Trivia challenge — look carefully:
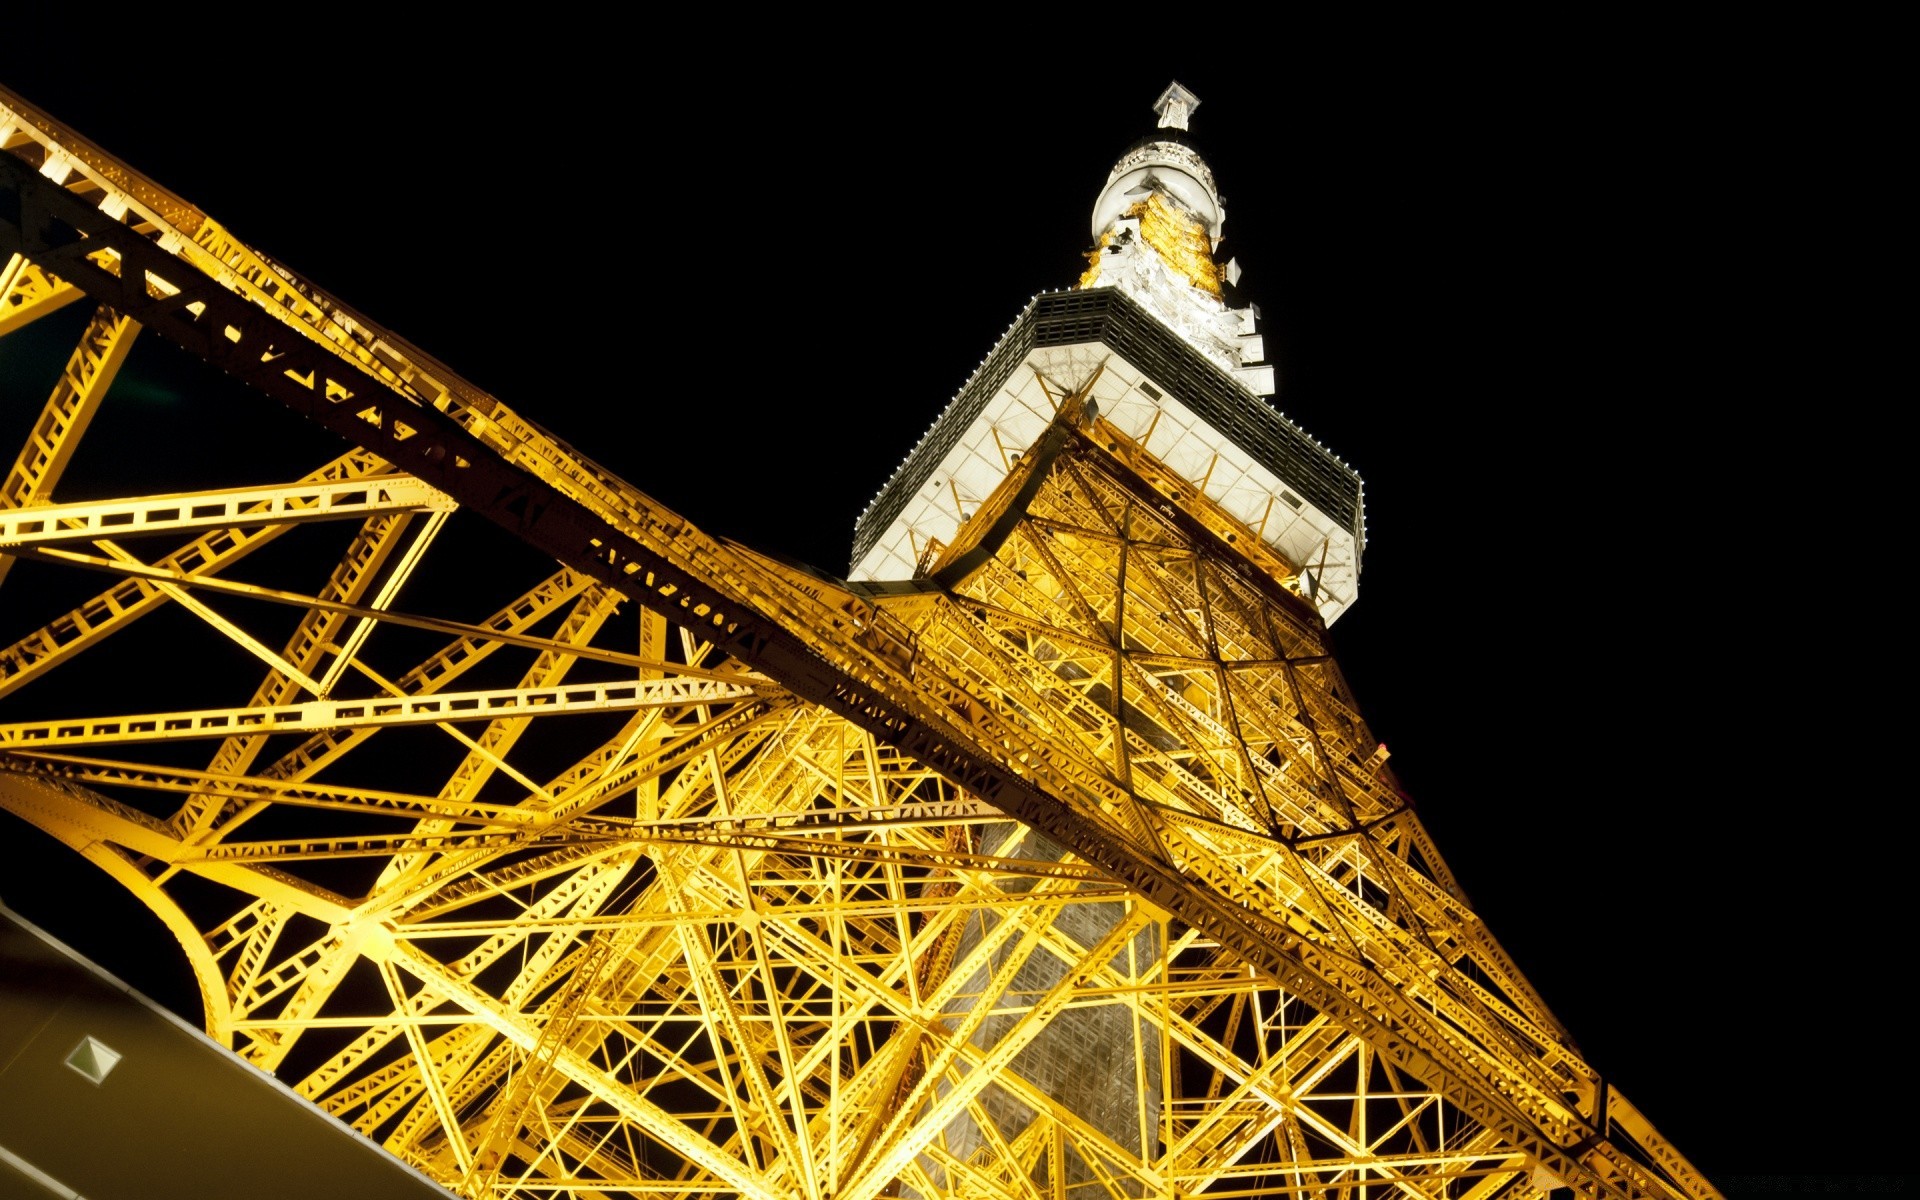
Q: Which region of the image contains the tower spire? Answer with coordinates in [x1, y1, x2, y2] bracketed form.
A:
[1080, 83, 1272, 395]
[1153, 80, 1202, 131]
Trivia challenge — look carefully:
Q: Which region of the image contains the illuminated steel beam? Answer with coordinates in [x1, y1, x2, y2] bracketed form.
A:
[315, 509, 448, 694]
[92, 538, 329, 694]
[178, 566, 599, 844]
[0, 302, 138, 585]
[839, 904, 1160, 1200]
[0, 84, 1717, 1200]
[0, 475, 455, 547]
[365, 586, 628, 897]
[0, 769, 353, 925]
[184, 507, 433, 833]
[378, 886, 1131, 937]
[387, 940, 786, 1200]
[12, 543, 677, 676]
[0, 252, 80, 335]
[1, 752, 546, 826]
[0, 677, 763, 749]
[0, 449, 393, 698]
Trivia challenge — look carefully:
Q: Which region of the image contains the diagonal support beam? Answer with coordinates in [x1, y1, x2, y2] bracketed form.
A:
[387, 939, 783, 1200]
[11, 542, 693, 677]
[0, 769, 350, 924]
[0, 252, 80, 336]
[93, 539, 325, 694]
[0, 449, 392, 699]
[0, 301, 138, 587]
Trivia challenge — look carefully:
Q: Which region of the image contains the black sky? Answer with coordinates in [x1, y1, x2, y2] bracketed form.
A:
[0, 30, 1902, 1190]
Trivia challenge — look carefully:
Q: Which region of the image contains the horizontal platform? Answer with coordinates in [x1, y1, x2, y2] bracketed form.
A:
[851, 288, 1365, 622]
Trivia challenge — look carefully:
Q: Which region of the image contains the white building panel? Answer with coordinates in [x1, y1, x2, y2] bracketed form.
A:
[851, 339, 1360, 624]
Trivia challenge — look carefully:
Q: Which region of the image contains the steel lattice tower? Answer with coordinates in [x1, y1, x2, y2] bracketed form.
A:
[0, 81, 1717, 1200]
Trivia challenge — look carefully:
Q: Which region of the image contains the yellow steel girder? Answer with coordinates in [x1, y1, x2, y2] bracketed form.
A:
[0, 82, 1720, 1200]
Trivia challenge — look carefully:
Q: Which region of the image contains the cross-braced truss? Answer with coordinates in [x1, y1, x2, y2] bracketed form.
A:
[0, 87, 1715, 1200]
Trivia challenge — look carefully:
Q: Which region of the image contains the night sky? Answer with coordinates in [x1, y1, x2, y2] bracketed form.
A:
[1, 33, 1901, 1192]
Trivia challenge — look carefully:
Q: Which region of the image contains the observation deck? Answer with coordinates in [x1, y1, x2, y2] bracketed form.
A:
[851, 288, 1366, 623]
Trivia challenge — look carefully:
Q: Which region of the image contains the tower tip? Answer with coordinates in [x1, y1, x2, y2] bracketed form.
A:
[1154, 82, 1202, 131]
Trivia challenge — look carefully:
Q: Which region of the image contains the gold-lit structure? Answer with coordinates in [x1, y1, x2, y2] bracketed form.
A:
[0, 80, 1716, 1200]
[1081, 194, 1225, 298]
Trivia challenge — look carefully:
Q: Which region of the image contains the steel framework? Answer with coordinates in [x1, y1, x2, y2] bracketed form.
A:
[0, 85, 1715, 1200]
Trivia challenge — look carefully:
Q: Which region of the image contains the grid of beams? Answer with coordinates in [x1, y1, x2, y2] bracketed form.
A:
[0, 86, 1714, 1200]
